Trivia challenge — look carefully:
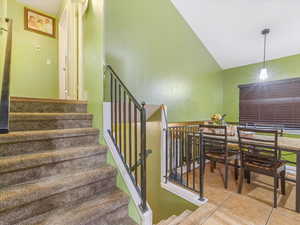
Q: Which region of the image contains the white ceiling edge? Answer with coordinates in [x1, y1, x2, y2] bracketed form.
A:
[17, 0, 63, 15]
[171, 0, 300, 70]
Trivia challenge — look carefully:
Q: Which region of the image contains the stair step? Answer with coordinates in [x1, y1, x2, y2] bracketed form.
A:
[110, 217, 138, 225]
[10, 97, 87, 113]
[38, 190, 129, 225]
[160, 215, 176, 225]
[1, 177, 117, 225]
[0, 145, 107, 187]
[9, 113, 93, 131]
[168, 210, 192, 225]
[0, 128, 99, 156]
[0, 167, 116, 212]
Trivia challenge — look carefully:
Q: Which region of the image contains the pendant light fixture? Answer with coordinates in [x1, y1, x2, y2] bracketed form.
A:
[259, 28, 270, 81]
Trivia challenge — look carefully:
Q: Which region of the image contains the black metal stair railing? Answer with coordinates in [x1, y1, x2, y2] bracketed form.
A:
[105, 65, 148, 211]
[165, 124, 205, 201]
[0, 18, 12, 134]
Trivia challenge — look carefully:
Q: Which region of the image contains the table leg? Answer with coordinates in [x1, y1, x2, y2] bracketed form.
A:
[296, 152, 300, 213]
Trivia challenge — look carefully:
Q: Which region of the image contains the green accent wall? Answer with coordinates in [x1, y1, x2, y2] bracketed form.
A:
[0, 0, 7, 90]
[222, 54, 300, 121]
[83, 0, 104, 143]
[7, 0, 58, 98]
[105, 0, 223, 123]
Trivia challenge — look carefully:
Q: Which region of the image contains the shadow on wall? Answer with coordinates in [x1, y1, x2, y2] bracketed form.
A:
[146, 109, 197, 223]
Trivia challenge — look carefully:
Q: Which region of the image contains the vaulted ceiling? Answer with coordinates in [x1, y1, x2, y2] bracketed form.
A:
[17, 0, 62, 15]
[171, 0, 300, 69]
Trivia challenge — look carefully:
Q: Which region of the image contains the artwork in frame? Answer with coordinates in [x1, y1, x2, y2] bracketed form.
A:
[24, 8, 56, 38]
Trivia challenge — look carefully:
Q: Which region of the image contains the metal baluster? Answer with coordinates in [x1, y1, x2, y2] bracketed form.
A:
[124, 91, 127, 163]
[199, 131, 205, 201]
[119, 84, 122, 153]
[165, 127, 168, 183]
[129, 99, 132, 169]
[110, 74, 113, 133]
[134, 106, 138, 185]
[170, 129, 173, 177]
[114, 79, 117, 144]
[140, 102, 147, 211]
[193, 131, 196, 190]
[175, 127, 178, 180]
[180, 128, 184, 185]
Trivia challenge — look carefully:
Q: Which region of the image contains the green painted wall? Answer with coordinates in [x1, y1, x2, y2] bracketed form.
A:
[105, 0, 223, 123]
[83, 1, 142, 223]
[0, 0, 7, 90]
[7, 0, 58, 98]
[222, 54, 300, 122]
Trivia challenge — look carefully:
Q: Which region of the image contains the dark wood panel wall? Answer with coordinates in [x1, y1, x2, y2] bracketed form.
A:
[239, 78, 300, 127]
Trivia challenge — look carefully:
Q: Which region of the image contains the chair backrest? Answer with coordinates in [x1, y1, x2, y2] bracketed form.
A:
[237, 127, 279, 166]
[198, 124, 228, 157]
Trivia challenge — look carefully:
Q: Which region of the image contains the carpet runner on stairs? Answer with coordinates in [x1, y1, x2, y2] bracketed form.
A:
[0, 97, 137, 225]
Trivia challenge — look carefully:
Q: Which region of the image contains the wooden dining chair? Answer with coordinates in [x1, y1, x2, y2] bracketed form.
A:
[237, 127, 286, 208]
[199, 124, 239, 189]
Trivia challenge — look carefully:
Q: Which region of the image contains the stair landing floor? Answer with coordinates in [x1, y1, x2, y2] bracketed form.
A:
[179, 163, 300, 225]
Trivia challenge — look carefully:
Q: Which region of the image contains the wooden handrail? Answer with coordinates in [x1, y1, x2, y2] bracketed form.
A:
[0, 18, 12, 134]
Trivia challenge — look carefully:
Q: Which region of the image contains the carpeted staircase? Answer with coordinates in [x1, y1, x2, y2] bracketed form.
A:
[0, 97, 137, 225]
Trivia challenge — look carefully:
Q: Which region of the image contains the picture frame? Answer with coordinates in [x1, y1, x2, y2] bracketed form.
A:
[24, 7, 56, 38]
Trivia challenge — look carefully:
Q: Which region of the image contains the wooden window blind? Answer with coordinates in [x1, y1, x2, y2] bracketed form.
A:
[239, 78, 300, 128]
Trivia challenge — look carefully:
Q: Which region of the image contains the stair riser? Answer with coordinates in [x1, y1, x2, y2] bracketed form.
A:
[0, 154, 106, 188]
[0, 135, 99, 157]
[0, 178, 116, 225]
[10, 119, 93, 131]
[11, 102, 87, 113]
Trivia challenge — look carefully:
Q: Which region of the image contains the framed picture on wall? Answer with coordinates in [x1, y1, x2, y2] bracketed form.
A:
[24, 8, 56, 38]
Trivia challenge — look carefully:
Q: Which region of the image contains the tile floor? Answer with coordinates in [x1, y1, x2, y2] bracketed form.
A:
[180, 163, 300, 225]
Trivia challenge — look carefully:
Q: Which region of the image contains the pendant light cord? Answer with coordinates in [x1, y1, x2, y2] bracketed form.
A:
[263, 32, 267, 68]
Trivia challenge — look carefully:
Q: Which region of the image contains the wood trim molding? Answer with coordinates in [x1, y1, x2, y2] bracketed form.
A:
[169, 120, 208, 127]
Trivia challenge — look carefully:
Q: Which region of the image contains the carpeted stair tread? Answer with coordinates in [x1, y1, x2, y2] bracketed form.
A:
[10, 113, 93, 120]
[111, 217, 138, 225]
[10, 97, 87, 113]
[10, 97, 88, 104]
[9, 113, 94, 131]
[0, 145, 107, 173]
[40, 190, 129, 225]
[0, 166, 116, 212]
[0, 128, 99, 144]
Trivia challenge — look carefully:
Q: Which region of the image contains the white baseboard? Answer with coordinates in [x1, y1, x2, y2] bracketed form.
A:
[161, 182, 208, 206]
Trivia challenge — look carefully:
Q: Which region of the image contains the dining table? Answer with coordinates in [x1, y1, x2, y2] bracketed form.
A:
[211, 134, 300, 213]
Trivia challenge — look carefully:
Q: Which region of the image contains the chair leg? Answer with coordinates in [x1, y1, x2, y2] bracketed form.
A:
[280, 170, 286, 195]
[238, 168, 244, 194]
[224, 162, 229, 189]
[234, 159, 239, 180]
[274, 176, 278, 208]
[246, 170, 251, 184]
[210, 161, 215, 173]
